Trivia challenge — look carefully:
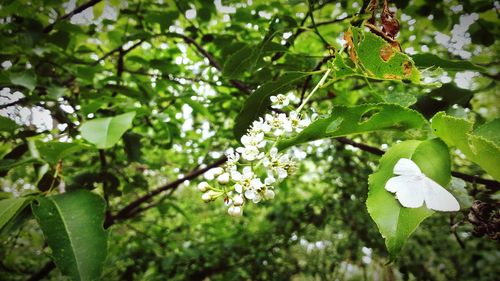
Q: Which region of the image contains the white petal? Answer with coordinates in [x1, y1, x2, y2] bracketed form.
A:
[231, 170, 242, 181]
[245, 189, 255, 199]
[242, 166, 253, 178]
[393, 177, 425, 208]
[270, 96, 277, 102]
[277, 168, 288, 179]
[252, 194, 262, 203]
[234, 184, 243, 193]
[422, 177, 460, 211]
[264, 189, 275, 199]
[393, 158, 421, 176]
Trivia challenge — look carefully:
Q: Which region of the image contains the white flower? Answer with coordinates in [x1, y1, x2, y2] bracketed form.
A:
[231, 166, 264, 199]
[265, 175, 276, 185]
[249, 118, 271, 134]
[263, 147, 290, 179]
[270, 94, 290, 109]
[236, 146, 264, 161]
[228, 206, 243, 217]
[265, 113, 291, 136]
[197, 181, 210, 192]
[233, 194, 244, 206]
[225, 151, 240, 170]
[289, 111, 311, 132]
[241, 132, 266, 149]
[217, 172, 230, 184]
[244, 189, 262, 203]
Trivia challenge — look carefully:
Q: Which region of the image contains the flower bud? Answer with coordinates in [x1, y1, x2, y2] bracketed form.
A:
[201, 190, 221, 202]
[264, 189, 275, 200]
[233, 195, 244, 206]
[217, 172, 230, 184]
[211, 167, 224, 176]
[197, 181, 210, 192]
[228, 206, 242, 217]
[201, 192, 212, 202]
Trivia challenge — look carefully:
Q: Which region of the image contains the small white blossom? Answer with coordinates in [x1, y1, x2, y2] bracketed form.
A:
[231, 166, 264, 198]
[197, 181, 210, 192]
[289, 111, 311, 132]
[228, 206, 243, 217]
[263, 147, 290, 179]
[225, 151, 240, 170]
[270, 94, 290, 109]
[249, 118, 271, 134]
[236, 146, 264, 161]
[233, 194, 244, 206]
[265, 113, 291, 136]
[217, 172, 230, 184]
[241, 132, 266, 149]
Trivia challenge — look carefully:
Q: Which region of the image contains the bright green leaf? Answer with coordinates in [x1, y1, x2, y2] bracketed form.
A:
[412, 53, 486, 73]
[9, 71, 37, 91]
[36, 141, 90, 165]
[32, 190, 108, 281]
[474, 118, 500, 147]
[431, 112, 500, 181]
[93, 1, 106, 19]
[345, 27, 421, 83]
[80, 112, 136, 149]
[278, 104, 427, 150]
[0, 116, 18, 133]
[366, 139, 451, 260]
[0, 197, 30, 232]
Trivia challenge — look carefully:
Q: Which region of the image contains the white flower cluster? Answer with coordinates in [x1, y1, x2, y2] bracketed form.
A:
[197, 94, 310, 217]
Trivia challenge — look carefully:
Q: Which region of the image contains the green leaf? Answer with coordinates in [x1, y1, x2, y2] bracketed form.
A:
[0, 157, 41, 172]
[93, 1, 106, 19]
[9, 71, 37, 91]
[222, 45, 259, 79]
[431, 112, 500, 181]
[36, 141, 90, 165]
[80, 112, 136, 149]
[345, 27, 421, 83]
[366, 139, 451, 260]
[0, 116, 18, 133]
[0, 197, 30, 232]
[412, 53, 486, 73]
[278, 104, 427, 150]
[474, 118, 500, 147]
[32, 190, 108, 281]
[234, 72, 309, 140]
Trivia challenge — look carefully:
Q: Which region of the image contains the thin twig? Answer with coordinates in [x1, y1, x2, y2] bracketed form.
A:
[43, 0, 103, 33]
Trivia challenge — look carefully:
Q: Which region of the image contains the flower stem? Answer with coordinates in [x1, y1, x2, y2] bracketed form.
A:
[297, 68, 331, 113]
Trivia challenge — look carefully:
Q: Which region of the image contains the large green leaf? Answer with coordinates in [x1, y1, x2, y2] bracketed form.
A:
[9, 71, 37, 91]
[0, 197, 30, 232]
[278, 104, 427, 150]
[431, 112, 500, 181]
[234, 72, 309, 140]
[412, 53, 486, 73]
[80, 112, 136, 149]
[366, 139, 451, 260]
[36, 141, 90, 165]
[0, 116, 18, 133]
[345, 27, 421, 83]
[32, 190, 108, 281]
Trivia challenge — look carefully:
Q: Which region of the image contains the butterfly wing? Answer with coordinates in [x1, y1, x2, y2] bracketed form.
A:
[393, 158, 421, 176]
[385, 175, 425, 208]
[422, 177, 460, 212]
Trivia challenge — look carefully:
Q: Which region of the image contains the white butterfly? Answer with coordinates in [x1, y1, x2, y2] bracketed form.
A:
[385, 158, 460, 212]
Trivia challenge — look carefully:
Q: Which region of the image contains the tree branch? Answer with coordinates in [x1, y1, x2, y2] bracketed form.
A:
[43, 0, 103, 33]
[107, 156, 227, 227]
